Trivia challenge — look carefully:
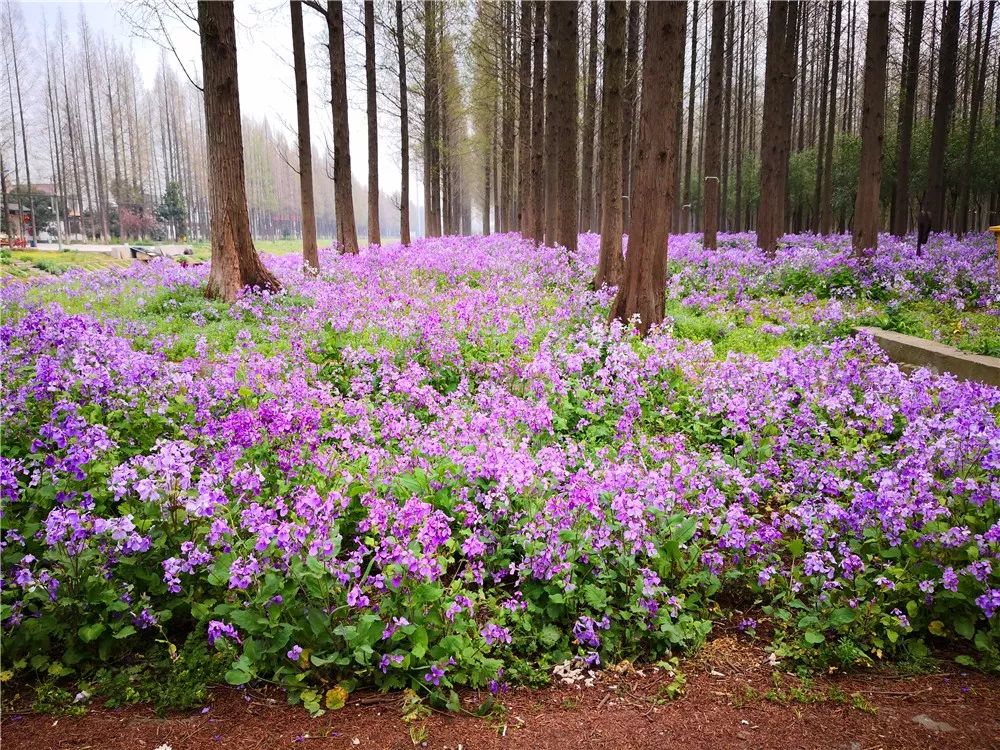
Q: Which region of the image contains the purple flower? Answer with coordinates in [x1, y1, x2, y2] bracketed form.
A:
[424, 664, 445, 686]
[480, 623, 512, 646]
[207, 620, 240, 647]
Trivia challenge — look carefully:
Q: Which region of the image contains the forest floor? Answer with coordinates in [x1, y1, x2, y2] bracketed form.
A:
[4, 639, 999, 750]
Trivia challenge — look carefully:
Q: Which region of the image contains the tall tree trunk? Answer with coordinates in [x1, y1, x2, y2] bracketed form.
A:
[593, 0, 626, 290]
[83, 22, 110, 241]
[621, 0, 640, 233]
[550, 0, 579, 252]
[733, 2, 745, 232]
[424, 2, 441, 237]
[483, 141, 491, 234]
[396, 0, 410, 245]
[682, 0, 699, 233]
[529, 0, 545, 243]
[499, 3, 514, 232]
[702, 1, 725, 250]
[104, 47, 123, 205]
[199, 1, 280, 301]
[756, 0, 799, 254]
[325, 1, 359, 252]
[819, 0, 842, 236]
[291, 1, 318, 272]
[364, 0, 380, 245]
[926, 0, 960, 232]
[5, 5, 35, 243]
[892, 0, 924, 237]
[851, 0, 889, 254]
[957, 0, 994, 236]
[812, 2, 833, 233]
[611, 1, 686, 334]
[720, 3, 734, 232]
[579, 1, 598, 231]
[517, 0, 533, 236]
[543, 3, 558, 245]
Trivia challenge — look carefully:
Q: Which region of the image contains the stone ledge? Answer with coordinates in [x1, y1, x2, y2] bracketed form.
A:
[855, 326, 1000, 387]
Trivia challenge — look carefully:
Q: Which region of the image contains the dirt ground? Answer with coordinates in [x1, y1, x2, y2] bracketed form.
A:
[4, 638, 999, 750]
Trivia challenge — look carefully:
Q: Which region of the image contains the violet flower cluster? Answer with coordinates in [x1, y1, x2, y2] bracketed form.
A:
[1, 231, 998, 695]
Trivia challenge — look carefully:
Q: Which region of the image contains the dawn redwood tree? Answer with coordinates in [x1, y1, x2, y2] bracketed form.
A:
[517, 1, 532, 236]
[548, 0, 579, 252]
[593, 0, 626, 290]
[926, 0, 960, 232]
[851, 0, 889, 254]
[818, 0, 842, 236]
[957, 0, 995, 236]
[396, 0, 410, 246]
[198, 1, 280, 301]
[611, 1, 686, 334]
[813, 3, 833, 234]
[682, 1, 698, 233]
[290, 1, 318, 273]
[304, 0, 359, 253]
[364, 0, 380, 246]
[579, 2, 598, 231]
[528, 0, 545, 243]
[424, 2, 442, 237]
[702, 0, 725, 250]
[891, 0, 924, 237]
[756, 0, 799, 254]
[620, 0, 641, 232]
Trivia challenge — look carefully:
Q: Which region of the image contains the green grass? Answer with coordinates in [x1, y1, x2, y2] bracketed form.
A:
[0, 250, 131, 278]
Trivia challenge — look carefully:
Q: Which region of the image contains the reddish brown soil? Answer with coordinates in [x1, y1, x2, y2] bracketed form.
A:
[4, 641, 1000, 750]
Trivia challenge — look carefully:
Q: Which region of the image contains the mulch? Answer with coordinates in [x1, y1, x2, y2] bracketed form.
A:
[4, 639, 1000, 750]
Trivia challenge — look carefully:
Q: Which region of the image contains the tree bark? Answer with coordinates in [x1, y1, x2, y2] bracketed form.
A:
[682, 1, 698, 233]
[733, 2, 745, 231]
[579, 2, 598, 232]
[199, 1, 280, 301]
[424, 2, 441, 236]
[926, 0, 960, 232]
[610, 1, 686, 335]
[593, 0, 626, 290]
[957, 0, 995, 236]
[364, 0, 380, 245]
[812, 2, 833, 233]
[892, 0, 924, 237]
[702, 1, 725, 250]
[322, 2, 358, 253]
[621, 0, 640, 233]
[529, 0, 545, 243]
[291, 1, 319, 272]
[517, 0, 533, 236]
[396, 0, 410, 245]
[851, 0, 889, 254]
[550, 0, 578, 252]
[755, 0, 799, 254]
[819, 0, 842, 236]
[720, 3, 734, 232]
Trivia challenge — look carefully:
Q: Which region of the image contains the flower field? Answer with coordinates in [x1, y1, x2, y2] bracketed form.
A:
[1, 232, 998, 712]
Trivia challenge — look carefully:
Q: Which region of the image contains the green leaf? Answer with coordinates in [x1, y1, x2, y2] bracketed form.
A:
[411, 627, 428, 659]
[582, 584, 608, 611]
[325, 685, 348, 710]
[954, 617, 975, 640]
[113, 625, 137, 640]
[78, 623, 106, 643]
[539, 625, 561, 648]
[225, 668, 252, 685]
[829, 607, 856, 627]
[804, 630, 825, 645]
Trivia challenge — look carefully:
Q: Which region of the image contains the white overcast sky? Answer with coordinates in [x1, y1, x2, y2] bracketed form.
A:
[19, 0, 411, 196]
